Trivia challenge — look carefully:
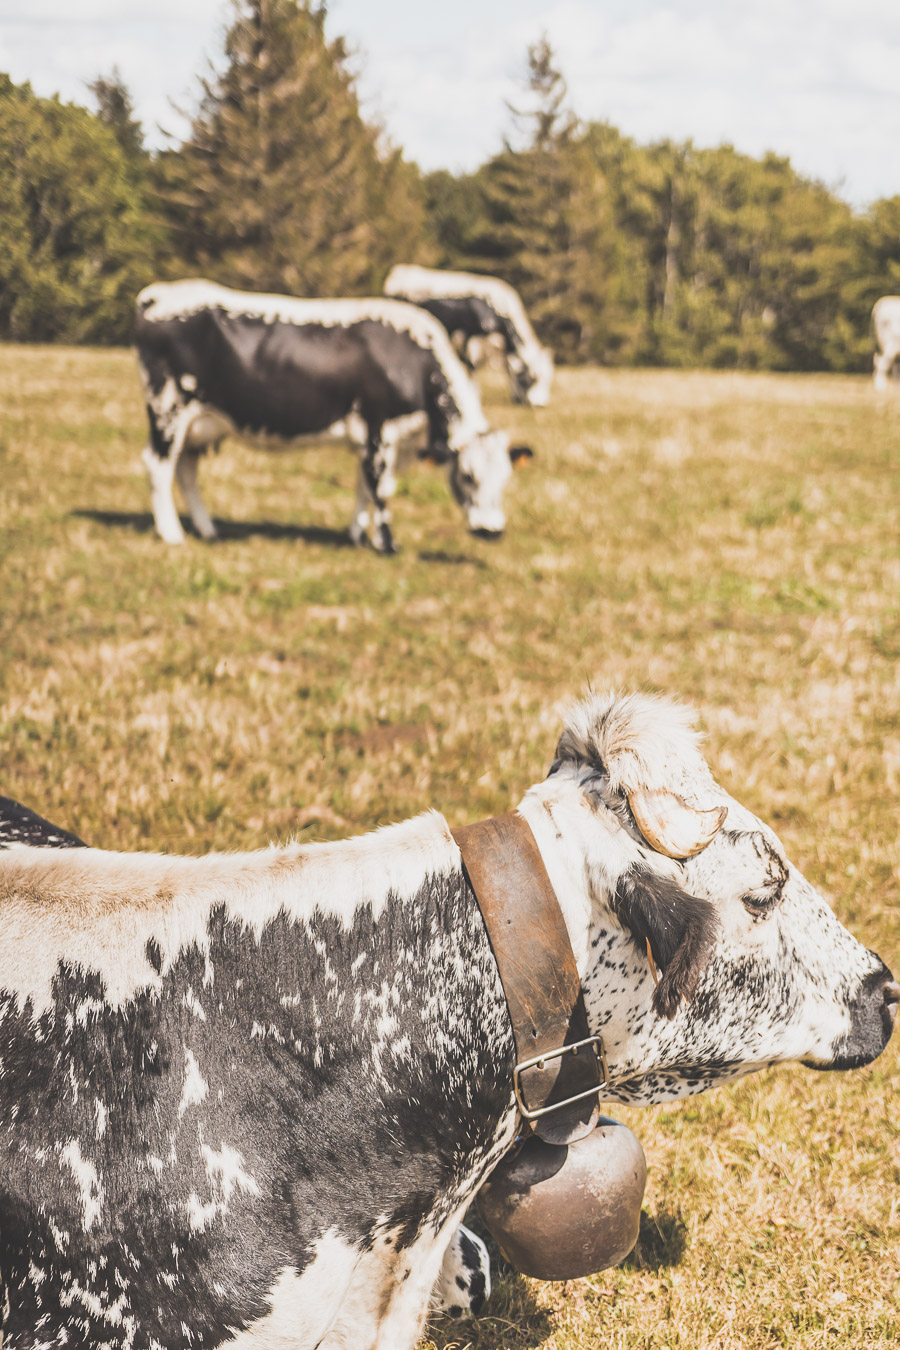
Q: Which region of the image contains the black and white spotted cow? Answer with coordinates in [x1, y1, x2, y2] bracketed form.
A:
[384, 264, 554, 407]
[0, 691, 895, 1348]
[0, 793, 491, 1325]
[873, 295, 900, 390]
[135, 280, 530, 555]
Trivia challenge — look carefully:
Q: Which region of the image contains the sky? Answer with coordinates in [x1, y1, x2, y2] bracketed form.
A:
[1, 0, 898, 208]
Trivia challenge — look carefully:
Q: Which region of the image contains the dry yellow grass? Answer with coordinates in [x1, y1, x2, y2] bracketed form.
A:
[1, 347, 898, 1347]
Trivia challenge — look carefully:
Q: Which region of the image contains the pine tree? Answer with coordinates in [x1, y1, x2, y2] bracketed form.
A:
[89, 68, 145, 166]
[467, 38, 616, 363]
[156, 0, 426, 296]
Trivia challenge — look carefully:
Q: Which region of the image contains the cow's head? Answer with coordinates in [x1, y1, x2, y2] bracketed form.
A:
[438, 432, 533, 538]
[523, 691, 897, 1105]
[509, 345, 554, 407]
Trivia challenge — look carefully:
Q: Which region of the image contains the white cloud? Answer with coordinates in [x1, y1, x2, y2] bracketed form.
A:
[0, 1, 227, 143]
[1, 0, 899, 205]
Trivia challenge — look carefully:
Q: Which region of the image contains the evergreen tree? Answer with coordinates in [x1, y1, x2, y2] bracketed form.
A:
[156, 0, 427, 295]
[89, 68, 145, 166]
[457, 38, 618, 363]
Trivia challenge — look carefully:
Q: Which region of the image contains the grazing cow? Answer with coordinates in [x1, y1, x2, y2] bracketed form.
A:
[136, 280, 532, 554]
[384, 264, 554, 407]
[872, 296, 900, 390]
[0, 691, 895, 1348]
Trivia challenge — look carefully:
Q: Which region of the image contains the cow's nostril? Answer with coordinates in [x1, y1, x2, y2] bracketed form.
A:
[883, 980, 900, 1023]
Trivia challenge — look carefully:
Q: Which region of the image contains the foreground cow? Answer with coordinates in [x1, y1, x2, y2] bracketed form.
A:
[873, 296, 900, 390]
[0, 691, 895, 1348]
[0, 793, 491, 1323]
[385, 264, 554, 407]
[136, 280, 530, 554]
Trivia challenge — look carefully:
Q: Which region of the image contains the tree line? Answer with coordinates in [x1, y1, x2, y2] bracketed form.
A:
[1, 0, 898, 370]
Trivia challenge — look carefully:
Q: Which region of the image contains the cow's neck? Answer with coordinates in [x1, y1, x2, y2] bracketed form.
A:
[514, 778, 597, 983]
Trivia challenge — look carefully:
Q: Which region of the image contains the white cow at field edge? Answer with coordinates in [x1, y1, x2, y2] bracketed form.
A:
[872, 296, 900, 389]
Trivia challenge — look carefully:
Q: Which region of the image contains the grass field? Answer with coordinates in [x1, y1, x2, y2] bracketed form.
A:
[1, 348, 898, 1348]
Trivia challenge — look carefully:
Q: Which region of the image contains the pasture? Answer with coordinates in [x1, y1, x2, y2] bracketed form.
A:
[1, 348, 899, 1349]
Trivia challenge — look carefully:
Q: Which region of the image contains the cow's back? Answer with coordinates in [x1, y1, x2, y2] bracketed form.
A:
[136, 304, 379, 441]
[134, 280, 491, 464]
[0, 828, 514, 1347]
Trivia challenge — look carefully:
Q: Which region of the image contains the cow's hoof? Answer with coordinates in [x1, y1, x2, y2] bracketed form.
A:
[373, 524, 398, 555]
[430, 1225, 490, 1319]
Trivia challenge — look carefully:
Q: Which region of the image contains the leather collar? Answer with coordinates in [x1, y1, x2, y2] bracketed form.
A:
[452, 812, 607, 1146]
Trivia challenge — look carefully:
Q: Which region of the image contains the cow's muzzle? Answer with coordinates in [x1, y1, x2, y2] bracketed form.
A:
[804, 962, 898, 1072]
[467, 508, 506, 538]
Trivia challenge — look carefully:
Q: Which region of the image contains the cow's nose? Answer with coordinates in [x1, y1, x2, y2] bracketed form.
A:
[883, 980, 900, 1027]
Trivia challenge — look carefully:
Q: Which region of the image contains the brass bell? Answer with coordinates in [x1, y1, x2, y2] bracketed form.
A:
[476, 1117, 646, 1281]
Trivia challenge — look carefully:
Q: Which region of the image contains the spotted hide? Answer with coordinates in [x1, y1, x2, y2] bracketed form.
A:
[0, 793, 487, 1328]
[135, 280, 528, 554]
[0, 692, 895, 1348]
[384, 264, 554, 407]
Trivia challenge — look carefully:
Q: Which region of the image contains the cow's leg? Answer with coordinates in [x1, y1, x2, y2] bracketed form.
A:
[352, 431, 398, 554]
[370, 1222, 466, 1350]
[874, 350, 890, 391]
[874, 343, 897, 391]
[430, 1223, 490, 1317]
[142, 444, 184, 544]
[175, 446, 218, 541]
[349, 465, 373, 548]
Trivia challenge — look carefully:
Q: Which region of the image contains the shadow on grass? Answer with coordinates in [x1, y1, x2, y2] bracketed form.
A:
[620, 1206, 688, 1271]
[427, 1204, 686, 1348]
[428, 1275, 553, 1350]
[418, 549, 488, 569]
[72, 510, 354, 549]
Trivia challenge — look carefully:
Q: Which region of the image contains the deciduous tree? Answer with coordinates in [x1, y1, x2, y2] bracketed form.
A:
[0, 75, 156, 343]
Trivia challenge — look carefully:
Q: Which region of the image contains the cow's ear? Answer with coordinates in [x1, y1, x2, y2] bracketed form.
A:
[418, 445, 452, 466]
[509, 444, 534, 468]
[613, 867, 719, 1019]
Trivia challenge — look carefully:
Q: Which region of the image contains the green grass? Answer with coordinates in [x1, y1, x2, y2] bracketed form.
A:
[1, 348, 898, 1347]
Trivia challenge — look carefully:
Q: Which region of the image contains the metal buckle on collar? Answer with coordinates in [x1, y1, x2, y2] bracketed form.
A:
[512, 1034, 609, 1122]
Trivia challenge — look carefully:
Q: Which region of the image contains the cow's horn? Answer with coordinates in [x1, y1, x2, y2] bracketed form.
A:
[628, 789, 727, 859]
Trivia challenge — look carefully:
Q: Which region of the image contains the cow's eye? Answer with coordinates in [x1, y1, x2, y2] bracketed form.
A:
[460, 471, 476, 487]
[742, 891, 778, 920]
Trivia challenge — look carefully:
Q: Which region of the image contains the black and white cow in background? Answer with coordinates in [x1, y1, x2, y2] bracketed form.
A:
[384, 264, 554, 407]
[0, 690, 896, 1348]
[135, 280, 532, 554]
[872, 295, 900, 390]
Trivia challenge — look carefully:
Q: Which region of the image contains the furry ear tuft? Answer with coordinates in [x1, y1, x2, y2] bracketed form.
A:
[555, 690, 708, 797]
[613, 867, 720, 1019]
